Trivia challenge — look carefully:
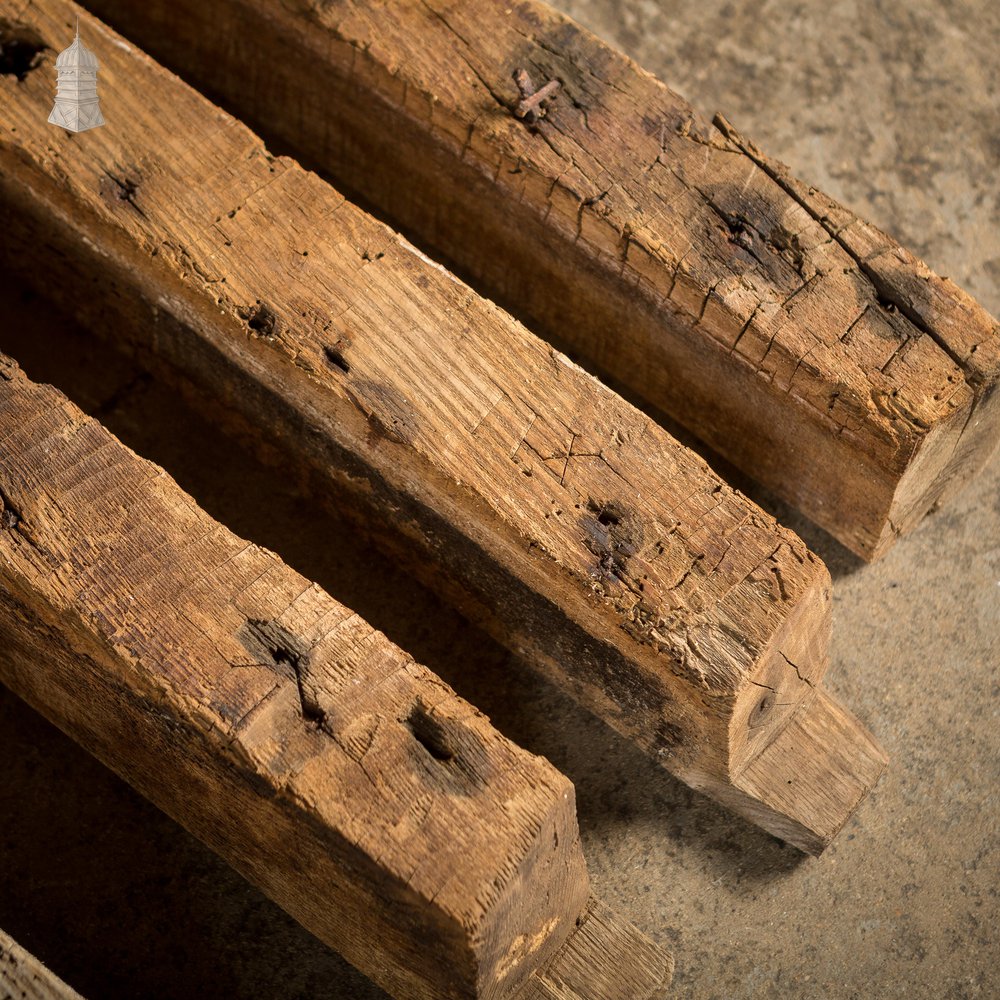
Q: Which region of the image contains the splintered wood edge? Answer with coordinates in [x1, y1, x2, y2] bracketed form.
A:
[512, 898, 673, 1000]
[0, 929, 85, 1000]
[693, 688, 888, 855]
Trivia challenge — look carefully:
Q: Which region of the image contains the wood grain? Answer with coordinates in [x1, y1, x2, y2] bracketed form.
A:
[80, 0, 1000, 559]
[0, 0, 885, 851]
[0, 355, 599, 1000]
[513, 899, 672, 1000]
[0, 929, 83, 1000]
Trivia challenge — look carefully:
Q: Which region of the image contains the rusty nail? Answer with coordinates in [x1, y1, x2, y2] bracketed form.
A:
[512, 67, 561, 123]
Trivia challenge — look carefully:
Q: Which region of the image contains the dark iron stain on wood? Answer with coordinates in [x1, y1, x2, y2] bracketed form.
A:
[344, 378, 416, 446]
[99, 170, 147, 218]
[240, 301, 279, 338]
[654, 719, 684, 755]
[582, 498, 642, 581]
[240, 618, 326, 726]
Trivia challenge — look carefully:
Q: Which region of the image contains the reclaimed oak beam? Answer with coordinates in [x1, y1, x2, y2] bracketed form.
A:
[0, 354, 677, 999]
[82, 0, 1000, 560]
[0, 929, 83, 1000]
[0, 1, 886, 852]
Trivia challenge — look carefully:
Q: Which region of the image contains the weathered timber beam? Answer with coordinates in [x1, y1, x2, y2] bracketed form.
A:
[0, 1, 886, 852]
[0, 353, 676, 999]
[80, 0, 1000, 560]
[0, 929, 84, 1000]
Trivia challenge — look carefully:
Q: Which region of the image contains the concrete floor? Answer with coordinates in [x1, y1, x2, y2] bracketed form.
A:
[0, 1, 997, 997]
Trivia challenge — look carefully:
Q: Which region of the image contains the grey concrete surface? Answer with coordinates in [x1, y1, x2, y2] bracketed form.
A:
[0, 2, 997, 998]
[544, 3, 1000, 994]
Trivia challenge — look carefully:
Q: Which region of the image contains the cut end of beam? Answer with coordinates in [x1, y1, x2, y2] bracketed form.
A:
[695, 688, 888, 854]
[512, 897, 674, 1000]
[876, 374, 1000, 560]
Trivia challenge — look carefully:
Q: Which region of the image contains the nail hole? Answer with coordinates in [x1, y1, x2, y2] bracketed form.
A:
[405, 704, 454, 762]
[243, 302, 278, 337]
[749, 692, 774, 728]
[0, 491, 20, 529]
[243, 619, 324, 727]
[322, 345, 350, 374]
[0, 21, 46, 82]
[103, 174, 139, 204]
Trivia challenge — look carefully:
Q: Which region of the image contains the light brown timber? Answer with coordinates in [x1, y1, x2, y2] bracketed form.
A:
[514, 899, 672, 1000]
[0, 354, 607, 1000]
[0, 929, 84, 1000]
[0, 0, 886, 852]
[81, 0, 1000, 560]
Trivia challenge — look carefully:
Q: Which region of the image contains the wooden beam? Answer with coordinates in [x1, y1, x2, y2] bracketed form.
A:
[0, 0, 886, 852]
[0, 353, 676, 999]
[0, 929, 83, 1000]
[514, 899, 672, 1000]
[80, 0, 1000, 560]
